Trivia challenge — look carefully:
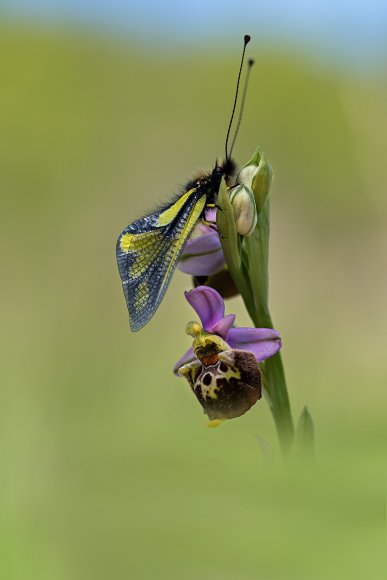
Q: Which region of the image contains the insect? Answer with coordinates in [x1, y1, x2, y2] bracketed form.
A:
[116, 35, 254, 331]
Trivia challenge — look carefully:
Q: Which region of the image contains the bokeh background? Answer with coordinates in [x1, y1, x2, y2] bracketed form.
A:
[0, 2, 386, 579]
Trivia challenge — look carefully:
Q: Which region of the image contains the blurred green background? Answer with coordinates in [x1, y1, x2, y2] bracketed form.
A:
[0, 7, 386, 580]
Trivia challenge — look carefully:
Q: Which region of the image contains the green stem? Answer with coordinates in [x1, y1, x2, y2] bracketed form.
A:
[257, 326, 295, 458]
[218, 171, 295, 457]
[243, 200, 295, 457]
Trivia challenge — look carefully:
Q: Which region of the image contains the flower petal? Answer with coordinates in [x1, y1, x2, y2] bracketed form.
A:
[204, 208, 217, 222]
[227, 327, 282, 362]
[182, 229, 221, 254]
[211, 313, 235, 338]
[184, 286, 225, 330]
[178, 231, 225, 276]
[173, 346, 196, 375]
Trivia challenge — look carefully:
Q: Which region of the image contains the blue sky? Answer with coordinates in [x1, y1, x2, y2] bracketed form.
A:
[3, 0, 387, 69]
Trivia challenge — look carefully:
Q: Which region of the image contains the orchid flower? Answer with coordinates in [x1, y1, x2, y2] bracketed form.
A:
[174, 286, 281, 372]
[175, 286, 282, 423]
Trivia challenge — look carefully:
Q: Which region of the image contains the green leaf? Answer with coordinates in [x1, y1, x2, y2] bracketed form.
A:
[216, 178, 241, 272]
[295, 406, 315, 457]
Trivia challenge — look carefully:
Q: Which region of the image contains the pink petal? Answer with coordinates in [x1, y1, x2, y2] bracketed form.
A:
[204, 208, 217, 222]
[178, 233, 225, 276]
[211, 314, 236, 339]
[227, 327, 282, 362]
[184, 286, 225, 330]
[181, 228, 221, 254]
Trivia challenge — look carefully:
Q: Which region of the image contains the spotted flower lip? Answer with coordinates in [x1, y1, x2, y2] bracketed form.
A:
[173, 286, 282, 373]
[178, 215, 225, 277]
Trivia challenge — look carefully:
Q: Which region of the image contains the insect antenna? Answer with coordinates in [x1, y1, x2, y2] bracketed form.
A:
[229, 58, 254, 159]
[224, 34, 251, 161]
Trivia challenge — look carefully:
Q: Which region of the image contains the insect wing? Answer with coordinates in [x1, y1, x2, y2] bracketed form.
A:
[116, 188, 206, 331]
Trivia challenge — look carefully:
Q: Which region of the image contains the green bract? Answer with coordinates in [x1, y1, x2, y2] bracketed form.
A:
[238, 147, 273, 213]
[295, 406, 315, 457]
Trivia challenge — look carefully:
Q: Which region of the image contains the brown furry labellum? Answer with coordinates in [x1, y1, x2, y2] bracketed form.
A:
[179, 349, 262, 420]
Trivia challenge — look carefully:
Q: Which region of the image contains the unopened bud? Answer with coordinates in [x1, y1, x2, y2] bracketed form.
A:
[229, 184, 257, 236]
[238, 148, 273, 212]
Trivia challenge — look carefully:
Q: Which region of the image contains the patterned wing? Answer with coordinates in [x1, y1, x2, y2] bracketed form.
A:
[116, 188, 206, 331]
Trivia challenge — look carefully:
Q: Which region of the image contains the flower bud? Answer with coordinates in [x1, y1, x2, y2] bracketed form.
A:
[238, 148, 273, 213]
[229, 184, 257, 236]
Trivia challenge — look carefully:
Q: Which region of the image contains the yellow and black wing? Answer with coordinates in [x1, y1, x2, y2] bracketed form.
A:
[116, 188, 206, 331]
